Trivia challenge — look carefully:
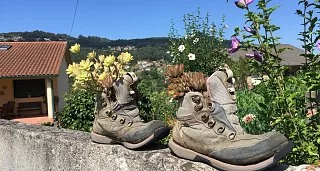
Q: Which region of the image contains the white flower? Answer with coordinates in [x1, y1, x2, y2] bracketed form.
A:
[166, 51, 170, 54]
[170, 54, 174, 57]
[193, 38, 199, 44]
[188, 53, 196, 60]
[184, 35, 188, 39]
[190, 33, 195, 38]
[178, 45, 185, 52]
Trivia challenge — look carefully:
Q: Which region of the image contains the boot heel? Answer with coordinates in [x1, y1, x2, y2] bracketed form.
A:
[91, 132, 117, 144]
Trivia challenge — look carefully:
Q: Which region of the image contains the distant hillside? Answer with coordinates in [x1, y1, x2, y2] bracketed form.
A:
[1, 30, 303, 65]
[0, 30, 170, 48]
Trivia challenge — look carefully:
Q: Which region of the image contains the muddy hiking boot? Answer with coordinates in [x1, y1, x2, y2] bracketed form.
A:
[91, 72, 170, 149]
[169, 68, 293, 171]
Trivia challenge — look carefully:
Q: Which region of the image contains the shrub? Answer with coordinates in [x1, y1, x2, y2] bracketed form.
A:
[60, 89, 95, 132]
[168, 10, 230, 75]
[236, 89, 268, 134]
[136, 69, 178, 125]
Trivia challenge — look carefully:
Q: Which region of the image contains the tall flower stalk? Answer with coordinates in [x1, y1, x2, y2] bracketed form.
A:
[232, 0, 290, 115]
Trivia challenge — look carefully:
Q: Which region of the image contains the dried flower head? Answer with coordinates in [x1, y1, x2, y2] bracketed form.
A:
[182, 72, 207, 91]
[165, 64, 184, 78]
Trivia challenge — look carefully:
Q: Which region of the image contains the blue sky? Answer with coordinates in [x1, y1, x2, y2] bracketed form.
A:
[0, 0, 303, 47]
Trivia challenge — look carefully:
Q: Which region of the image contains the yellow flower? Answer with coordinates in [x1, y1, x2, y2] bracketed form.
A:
[98, 72, 107, 81]
[104, 55, 116, 67]
[79, 59, 93, 71]
[75, 70, 90, 82]
[117, 52, 133, 64]
[94, 62, 101, 70]
[114, 62, 125, 76]
[66, 62, 80, 77]
[69, 43, 80, 54]
[98, 55, 105, 62]
[87, 51, 96, 60]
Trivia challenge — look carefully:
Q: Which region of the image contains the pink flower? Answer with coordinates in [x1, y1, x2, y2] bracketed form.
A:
[242, 114, 256, 124]
[244, 26, 257, 35]
[235, 0, 254, 9]
[306, 109, 317, 118]
[228, 36, 240, 53]
[245, 50, 263, 63]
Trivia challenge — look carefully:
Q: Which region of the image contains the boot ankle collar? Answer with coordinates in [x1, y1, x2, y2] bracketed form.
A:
[126, 72, 138, 85]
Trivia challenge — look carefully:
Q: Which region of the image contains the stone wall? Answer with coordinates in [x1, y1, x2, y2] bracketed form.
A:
[0, 119, 298, 171]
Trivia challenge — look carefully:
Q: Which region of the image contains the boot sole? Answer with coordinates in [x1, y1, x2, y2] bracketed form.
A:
[168, 138, 293, 171]
[91, 127, 169, 149]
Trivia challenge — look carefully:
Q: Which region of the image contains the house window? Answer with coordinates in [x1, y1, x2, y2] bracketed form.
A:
[13, 79, 45, 98]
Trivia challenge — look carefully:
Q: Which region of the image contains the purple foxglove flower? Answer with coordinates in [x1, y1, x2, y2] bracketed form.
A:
[235, 0, 254, 9]
[245, 50, 263, 63]
[244, 26, 257, 35]
[228, 36, 240, 53]
[316, 40, 320, 50]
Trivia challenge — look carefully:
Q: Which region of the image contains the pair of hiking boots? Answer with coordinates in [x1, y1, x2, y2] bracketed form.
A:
[90, 70, 293, 171]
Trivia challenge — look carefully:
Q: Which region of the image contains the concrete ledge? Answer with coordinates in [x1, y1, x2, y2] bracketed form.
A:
[0, 119, 298, 171]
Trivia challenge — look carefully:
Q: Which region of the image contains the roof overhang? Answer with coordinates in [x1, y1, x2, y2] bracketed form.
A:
[0, 74, 59, 79]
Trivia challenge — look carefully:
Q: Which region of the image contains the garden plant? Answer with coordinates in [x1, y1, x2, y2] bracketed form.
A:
[167, 0, 320, 166]
[228, 0, 320, 165]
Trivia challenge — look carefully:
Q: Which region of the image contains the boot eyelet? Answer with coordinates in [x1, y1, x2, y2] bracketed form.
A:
[208, 121, 215, 128]
[111, 114, 117, 120]
[201, 115, 208, 121]
[127, 121, 133, 127]
[217, 126, 225, 134]
[106, 111, 113, 117]
[194, 104, 203, 111]
[191, 96, 201, 104]
[119, 118, 125, 124]
[228, 132, 236, 140]
[208, 104, 214, 112]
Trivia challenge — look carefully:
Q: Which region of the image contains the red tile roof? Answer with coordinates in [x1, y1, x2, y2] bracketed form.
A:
[0, 41, 68, 78]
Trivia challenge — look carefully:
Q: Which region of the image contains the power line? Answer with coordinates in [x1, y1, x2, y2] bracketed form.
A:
[69, 0, 79, 37]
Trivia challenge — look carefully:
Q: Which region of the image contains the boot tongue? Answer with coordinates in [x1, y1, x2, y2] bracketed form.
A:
[207, 69, 245, 134]
[111, 73, 141, 122]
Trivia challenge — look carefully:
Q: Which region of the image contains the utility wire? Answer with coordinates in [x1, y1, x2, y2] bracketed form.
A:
[69, 0, 79, 37]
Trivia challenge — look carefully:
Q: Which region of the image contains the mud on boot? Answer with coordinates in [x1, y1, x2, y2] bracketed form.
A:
[91, 72, 170, 149]
[169, 68, 293, 171]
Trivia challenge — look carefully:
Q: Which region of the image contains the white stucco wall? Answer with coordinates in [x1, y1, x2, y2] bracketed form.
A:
[0, 79, 14, 107]
[57, 57, 69, 112]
